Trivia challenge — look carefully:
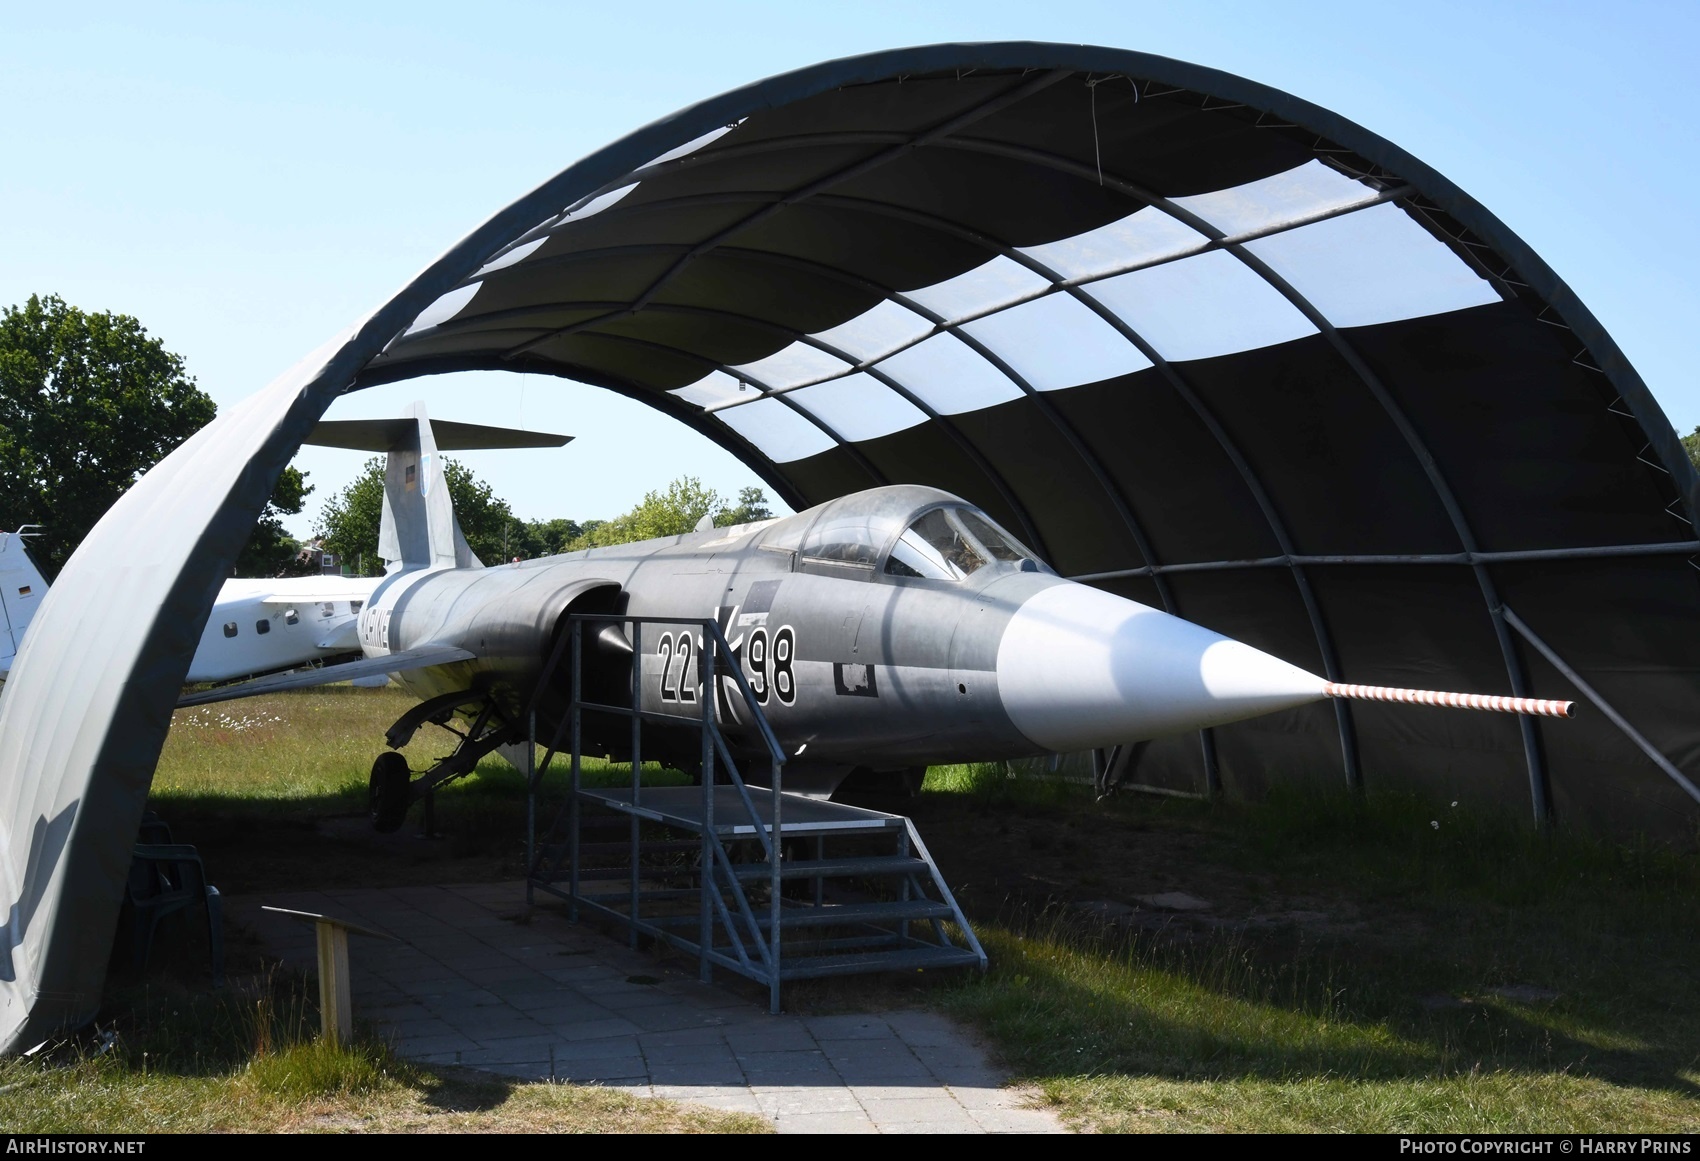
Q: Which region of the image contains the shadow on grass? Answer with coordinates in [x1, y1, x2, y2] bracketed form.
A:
[146, 758, 690, 893]
[920, 764, 1700, 1108]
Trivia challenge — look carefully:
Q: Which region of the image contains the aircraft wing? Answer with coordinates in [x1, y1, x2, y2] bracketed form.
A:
[255, 591, 368, 606]
[177, 645, 476, 707]
[314, 619, 360, 651]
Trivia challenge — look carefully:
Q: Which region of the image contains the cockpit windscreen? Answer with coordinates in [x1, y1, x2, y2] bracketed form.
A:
[884, 507, 1040, 580]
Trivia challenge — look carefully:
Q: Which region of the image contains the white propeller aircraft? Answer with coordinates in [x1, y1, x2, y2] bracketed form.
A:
[0, 408, 569, 693]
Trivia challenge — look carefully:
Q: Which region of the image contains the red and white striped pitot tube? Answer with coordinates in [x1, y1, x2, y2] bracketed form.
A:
[1323, 682, 1574, 718]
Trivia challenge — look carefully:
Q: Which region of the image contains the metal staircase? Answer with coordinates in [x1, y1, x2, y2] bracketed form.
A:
[525, 613, 984, 1013]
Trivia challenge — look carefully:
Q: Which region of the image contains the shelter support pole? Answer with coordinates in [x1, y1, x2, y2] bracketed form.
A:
[1500, 606, 1700, 806]
[699, 627, 715, 985]
[526, 709, 537, 905]
[1486, 607, 1552, 826]
[629, 620, 643, 949]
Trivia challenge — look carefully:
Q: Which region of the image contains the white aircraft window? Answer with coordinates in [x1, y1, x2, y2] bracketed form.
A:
[284, 609, 299, 626]
[223, 622, 237, 638]
[350, 601, 363, 614]
[885, 509, 987, 580]
[1172, 160, 1379, 238]
[255, 620, 270, 635]
[321, 603, 334, 617]
[959, 293, 1151, 392]
[1244, 201, 1501, 329]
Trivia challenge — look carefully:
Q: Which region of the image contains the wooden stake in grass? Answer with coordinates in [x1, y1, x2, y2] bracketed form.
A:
[261, 907, 396, 1046]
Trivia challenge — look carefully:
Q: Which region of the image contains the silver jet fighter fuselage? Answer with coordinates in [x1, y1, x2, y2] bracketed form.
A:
[179, 406, 1572, 811]
[354, 483, 1326, 794]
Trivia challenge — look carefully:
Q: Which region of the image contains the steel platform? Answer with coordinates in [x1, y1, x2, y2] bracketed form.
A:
[578, 785, 906, 837]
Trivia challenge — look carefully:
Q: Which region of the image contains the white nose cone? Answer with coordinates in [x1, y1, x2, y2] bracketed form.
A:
[995, 583, 1327, 752]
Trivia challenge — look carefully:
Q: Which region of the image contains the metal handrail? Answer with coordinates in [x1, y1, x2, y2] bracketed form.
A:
[523, 611, 788, 1005]
[703, 618, 787, 768]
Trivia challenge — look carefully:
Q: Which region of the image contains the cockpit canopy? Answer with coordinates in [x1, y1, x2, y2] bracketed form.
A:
[884, 506, 1035, 580]
[769, 485, 1047, 582]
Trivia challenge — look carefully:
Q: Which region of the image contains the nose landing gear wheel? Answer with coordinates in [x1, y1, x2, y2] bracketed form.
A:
[369, 751, 412, 833]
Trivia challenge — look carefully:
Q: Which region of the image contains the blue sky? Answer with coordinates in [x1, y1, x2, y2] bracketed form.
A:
[4, 1, 1695, 536]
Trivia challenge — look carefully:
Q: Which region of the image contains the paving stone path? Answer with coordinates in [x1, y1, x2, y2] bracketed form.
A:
[235, 882, 1065, 1134]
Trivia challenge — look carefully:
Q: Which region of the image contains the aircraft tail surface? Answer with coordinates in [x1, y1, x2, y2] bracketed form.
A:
[301, 403, 570, 574]
[385, 403, 479, 572]
[0, 528, 48, 676]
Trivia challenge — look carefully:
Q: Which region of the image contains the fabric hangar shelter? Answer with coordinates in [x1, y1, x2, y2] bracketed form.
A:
[3, 43, 1698, 1053]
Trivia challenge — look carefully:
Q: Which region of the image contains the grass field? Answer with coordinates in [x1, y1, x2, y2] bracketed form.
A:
[26, 686, 1700, 1133]
[909, 764, 1700, 1132]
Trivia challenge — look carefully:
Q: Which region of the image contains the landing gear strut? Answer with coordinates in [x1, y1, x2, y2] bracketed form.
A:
[367, 690, 519, 833]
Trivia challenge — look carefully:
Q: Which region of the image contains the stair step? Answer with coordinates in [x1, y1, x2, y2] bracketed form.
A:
[776, 945, 984, 980]
[729, 855, 930, 882]
[744, 899, 953, 930]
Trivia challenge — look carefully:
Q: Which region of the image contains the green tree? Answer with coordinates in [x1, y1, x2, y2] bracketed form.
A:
[573, 477, 719, 548]
[570, 478, 772, 549]
[315, 457, 384, 574]
[232, 466, 315, 577]
[525, 517, 583, 556]
[719, 485, 773, 526]
[0, 294, 217, 576]
[1683, 426, 1700, 471]
[315, 457, 516, 573]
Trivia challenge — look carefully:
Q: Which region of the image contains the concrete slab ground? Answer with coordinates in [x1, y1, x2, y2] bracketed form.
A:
[232, 883, 1066, 1134]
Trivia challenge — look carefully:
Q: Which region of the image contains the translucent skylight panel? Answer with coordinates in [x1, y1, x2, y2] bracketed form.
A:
[811, 300, 933, 362]
[877, 333, 1024, 414]
[1244, 202, 1502, 328]
[669, 370, 749, 409]
[904, 256, 1052, 322]
[1090, 250, 1317, 362]
[728, 342, 852, 391]
[474, 238, 547, 277]
[1173, 160, 1380, 238]
[1019, 207, 1208, 282]
[960, 294, 1152, 391]
[788, 374, 929, 442]
[641, 122, 739, 168]
[713, 397, 837, 462]
[556, 183, 637, 225]
[404, 283, 481, 335]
